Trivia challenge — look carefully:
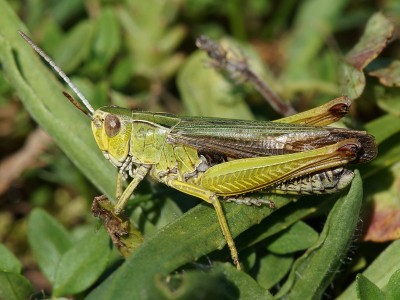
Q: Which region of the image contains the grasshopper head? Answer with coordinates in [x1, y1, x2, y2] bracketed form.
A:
[18, 32, 133, 168]
[92, 107, 133, 167]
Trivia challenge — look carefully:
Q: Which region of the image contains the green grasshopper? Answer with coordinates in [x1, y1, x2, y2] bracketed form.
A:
[19, 31, 377, 270]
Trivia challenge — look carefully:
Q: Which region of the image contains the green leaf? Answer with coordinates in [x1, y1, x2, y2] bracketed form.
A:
[282, 0, 348, 80]
[177, 50, 254, 119]
[236, 196, 319, 248]
[266, 221, 319, 254]
[256, 253, 293, 290]
[338, 240, 400, 299]
[86, 195, 292, 299]
[0, 244, 22, 273]
[0, 272, 34, 300]
[54, 20, 94, 73]
[340, 62, 366, 100]
[151, 268, 238, 299]
[27, 208, 72, 283]
[365, 114, 400, 145]
[93, 8, 121, 68]
[110, 56, 134, 88]
[51, 0, 86, 25]
[212, 263, 273, 300]
[356, 274, 385, 300]
[386, 269, 400, 300]
[375, 86, 400, 117]
[276, 171, 363, 299]
[116, 0, 185, 79]
[0, 2, 117, 200]
[361, 134, 400, 181]
[145, 198, 183, 230]
[53, 227, 111, 296]
[150, 263, 272, 299]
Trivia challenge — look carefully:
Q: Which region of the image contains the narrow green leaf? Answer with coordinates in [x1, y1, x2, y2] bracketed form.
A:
[0, 244, 22, 273]
[53, 227, 111, 296]
[158, 25, 186, 54]
[51, 0, 85, 25]
[360, 134, 400, 181]
[177, 50, 254, 119]
[386, 269, 400, 300]
[0, 272, 34, 300]
[365, 114, 400, 145]
[0, 2, 117, 200]
[266, 221, 319, 254]
[54, 20, 94, 73]
[376, 88, 400, 116]
[116, 0, 184, 79]
[356, 274, 385, 300]
[282, 0, 348, 80]
[93, 8, 121, 67]
[110, 56, 134, 88]
[27, 208, 72, 283]
[338, 230, 400, 299]
[276, 171, 363, 299]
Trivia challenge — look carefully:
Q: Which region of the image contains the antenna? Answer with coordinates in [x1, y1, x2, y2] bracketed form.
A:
[62, 91, 94, 120]
[18, 31, 95, 116]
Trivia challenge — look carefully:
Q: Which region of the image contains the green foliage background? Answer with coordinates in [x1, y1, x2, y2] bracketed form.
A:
[0, 0, 400, 299]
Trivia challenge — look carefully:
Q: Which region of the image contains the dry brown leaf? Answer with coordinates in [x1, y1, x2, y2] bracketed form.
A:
[346, 12, 394, 71]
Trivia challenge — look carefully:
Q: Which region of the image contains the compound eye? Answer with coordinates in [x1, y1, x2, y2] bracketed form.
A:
[104, 114, 121, 137]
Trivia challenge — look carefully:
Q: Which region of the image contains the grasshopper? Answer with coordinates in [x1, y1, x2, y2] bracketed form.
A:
[19, 31, 377, 270]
